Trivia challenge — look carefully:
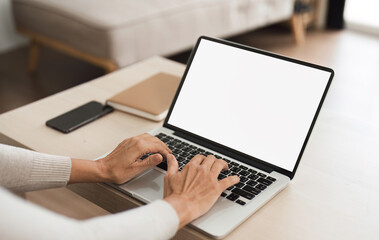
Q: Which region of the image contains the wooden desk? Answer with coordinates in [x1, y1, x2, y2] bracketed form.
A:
[0, 56, 378, 239]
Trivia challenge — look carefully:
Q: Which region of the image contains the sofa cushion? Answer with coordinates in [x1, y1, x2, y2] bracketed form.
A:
[13, 0, 294, 67]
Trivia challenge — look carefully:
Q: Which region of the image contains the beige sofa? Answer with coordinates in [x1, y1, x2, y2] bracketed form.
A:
[13, 0, 296, 73]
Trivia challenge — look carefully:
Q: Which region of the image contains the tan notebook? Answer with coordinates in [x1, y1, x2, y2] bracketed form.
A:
[106, 72, 181, 121]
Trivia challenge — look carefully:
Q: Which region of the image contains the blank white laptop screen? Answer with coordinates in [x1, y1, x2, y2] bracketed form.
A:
[168, 39, 331, 171]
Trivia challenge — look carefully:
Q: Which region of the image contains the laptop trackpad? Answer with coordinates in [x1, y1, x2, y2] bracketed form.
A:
[120, 169, 164, 203]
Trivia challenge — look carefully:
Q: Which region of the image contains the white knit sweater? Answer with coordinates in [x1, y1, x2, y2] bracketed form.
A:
[0, 144, 178, 240]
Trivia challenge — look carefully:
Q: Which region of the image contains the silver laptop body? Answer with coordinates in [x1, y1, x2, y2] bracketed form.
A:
[107, 37, 334, 239]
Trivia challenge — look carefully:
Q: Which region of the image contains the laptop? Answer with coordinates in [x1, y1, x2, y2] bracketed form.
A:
[107, 36, 334, 238]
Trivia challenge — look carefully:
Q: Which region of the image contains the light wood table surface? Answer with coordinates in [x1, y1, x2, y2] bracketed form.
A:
[0, 56, 378, 239]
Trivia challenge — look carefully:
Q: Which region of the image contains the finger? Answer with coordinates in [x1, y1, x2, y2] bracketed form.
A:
[136, 153, 163, 168]
[140, 141, 171, 158]
[151, 135, 172, 153]
[189, 154, 206, 165]
[142, 133, 172, 154]
[218, 175, 240, 191]
[148, 136, 172, 155]
[166, 154, 179, 175]
[210, 159, 228, 175]
[201, 155, 217, 168]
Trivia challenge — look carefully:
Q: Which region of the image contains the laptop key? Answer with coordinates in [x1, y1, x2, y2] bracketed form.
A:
[156, 134, 166, 139]
[222, 158, 231, 163]
[248, 169, 257, 174]
[156, 161, 168, 171]
[267, 176, 277, 182]
[230, 167, 241, 173]
[183, 147, 192, 152]
[226, 193, 239, 201]
[176, 144, 185, 149]
[257, 173, 267, 178]
[161, 138, 170, 143]
[236, 199, 246, 206]
[240, 165, 248, 170]
[257, 178, 273, 186]
[256, 184, 267, 190]
[242, 185, 261, 195]
[230, 162, 239, 166]
[246, 180, 258, 186]
[239, 170, 250, 176]
[240, 176, 248, 183]
[173, 149, 181, 154]
[221, 192, 227, 197]
[235, 182, 244, 188]
[248, 174, 259, 180]
[218, 174, 227, 180]
[180, 152, 190, 157]
[232, 188, 254, 200]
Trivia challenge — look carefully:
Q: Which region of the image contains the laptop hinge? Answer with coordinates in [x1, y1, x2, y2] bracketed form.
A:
[173, 131, 274, 173]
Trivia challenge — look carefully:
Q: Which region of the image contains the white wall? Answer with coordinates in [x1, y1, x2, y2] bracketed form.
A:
[0, 0, 28, 54]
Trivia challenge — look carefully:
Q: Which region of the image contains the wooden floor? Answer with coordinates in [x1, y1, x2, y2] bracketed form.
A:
[1, 25, 379, 220]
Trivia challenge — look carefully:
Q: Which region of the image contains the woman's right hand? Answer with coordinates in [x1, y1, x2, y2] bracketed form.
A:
[163, 154, 240, 229]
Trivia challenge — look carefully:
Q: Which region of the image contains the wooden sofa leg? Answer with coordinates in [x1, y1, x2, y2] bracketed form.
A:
[19, 27, 118, 74]
[291, 14, 306, 44]
[28, 40, 40, 75]
[104, 62, 118, 73]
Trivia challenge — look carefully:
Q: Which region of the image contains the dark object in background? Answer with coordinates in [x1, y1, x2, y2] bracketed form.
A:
[294, 0, 312, 14]
[46, 101, 113, 133]
[327, 0, 346, 29]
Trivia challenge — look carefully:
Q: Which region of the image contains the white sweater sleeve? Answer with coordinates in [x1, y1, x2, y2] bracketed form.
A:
[0, 144, 71, 192]
[0, 187, 179, 240]
[0, 144, 179, 239]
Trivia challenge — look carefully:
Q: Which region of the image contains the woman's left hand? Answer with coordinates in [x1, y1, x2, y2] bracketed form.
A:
[69, 133, 171, 184]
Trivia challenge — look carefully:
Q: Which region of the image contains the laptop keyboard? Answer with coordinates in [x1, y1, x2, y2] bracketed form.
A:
[141, 133, 277, 206]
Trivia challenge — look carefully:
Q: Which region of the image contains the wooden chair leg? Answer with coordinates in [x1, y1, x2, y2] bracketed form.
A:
[291, 14, 306, 44]
[28, 40, 40, 75]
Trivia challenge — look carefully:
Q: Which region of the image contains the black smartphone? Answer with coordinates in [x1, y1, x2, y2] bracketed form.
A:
[46, 101, 114, 133]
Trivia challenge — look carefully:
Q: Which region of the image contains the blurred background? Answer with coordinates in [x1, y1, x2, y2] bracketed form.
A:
[0, 1, 376, 113]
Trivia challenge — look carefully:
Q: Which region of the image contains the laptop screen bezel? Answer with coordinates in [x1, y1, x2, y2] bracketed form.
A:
[163, 36, 334, 179]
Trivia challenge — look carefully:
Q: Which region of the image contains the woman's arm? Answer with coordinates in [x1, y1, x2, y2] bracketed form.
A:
[0, 133, 239, 238]
[0, 133, 171, 192]
[0, 186, 178, 240]
[0, 144, 71, 192]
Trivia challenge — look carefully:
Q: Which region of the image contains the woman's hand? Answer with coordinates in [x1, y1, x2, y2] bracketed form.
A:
[163, 154, 240, 229]
[69, 133, 171, 184]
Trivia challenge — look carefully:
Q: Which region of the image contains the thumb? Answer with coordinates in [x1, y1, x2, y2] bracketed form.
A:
[166, 154, 178, 175]
[138, 153, 162, 168]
